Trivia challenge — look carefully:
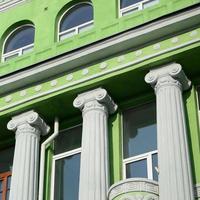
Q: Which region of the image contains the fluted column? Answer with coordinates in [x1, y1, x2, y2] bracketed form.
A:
[145, 63, 194, 200]
[73, 88, 117, 200]
[7, 110, 50, 200]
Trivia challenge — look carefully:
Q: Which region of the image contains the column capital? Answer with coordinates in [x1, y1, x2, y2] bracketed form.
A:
[145, 63, 191, 91]
[7, 110, 50, 135]
[73, 88, 117, 114]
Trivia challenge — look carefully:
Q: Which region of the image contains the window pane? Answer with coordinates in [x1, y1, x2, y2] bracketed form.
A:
[0, 147, 14, 173]
[4, 26, 34, 53]
[7, 176, 11, 189]
[121, 0, 143, 8]
[0, 181, 2, 192]
[54, 126, 82, 155]
[123, 103, 157, 158]
[152, 153, 158, 181]
[6, 190, 10, 200]
[126, 159, 147, 178]
[54, 153, 80, 200]
[0, 192, 2, 200]
[60, 4, 93, 32]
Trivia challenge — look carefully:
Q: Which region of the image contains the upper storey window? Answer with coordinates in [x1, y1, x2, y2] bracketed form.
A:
[2, 25, 34, 62]
[120, 0, 159, 16]
[58, 2, 94, 41]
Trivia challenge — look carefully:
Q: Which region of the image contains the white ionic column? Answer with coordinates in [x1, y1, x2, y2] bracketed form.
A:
[7, 111, 50, 200]
[145, 63, 194, 200]
[73, 88, 117, 200]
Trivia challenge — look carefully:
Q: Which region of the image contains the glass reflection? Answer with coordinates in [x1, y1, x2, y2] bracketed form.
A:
[54, 153, 80, 200]
[60, 3, 93, 32]
[126, 159, 147, 178]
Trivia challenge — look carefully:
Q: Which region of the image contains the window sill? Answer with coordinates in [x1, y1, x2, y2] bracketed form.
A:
[108, 178, 159, 200]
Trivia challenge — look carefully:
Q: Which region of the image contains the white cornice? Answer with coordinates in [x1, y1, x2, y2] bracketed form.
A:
[0, 5, 200, 95]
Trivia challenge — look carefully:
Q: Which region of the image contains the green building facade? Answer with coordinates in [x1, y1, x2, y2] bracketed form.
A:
[0, 0, 200, 199]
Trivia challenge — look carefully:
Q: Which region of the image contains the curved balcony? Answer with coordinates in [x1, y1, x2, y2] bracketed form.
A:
[108, 178, 159, 200]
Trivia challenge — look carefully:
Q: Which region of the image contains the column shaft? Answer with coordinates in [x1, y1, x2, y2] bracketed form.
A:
[80, 107, 109, 199]
[10, 125, 40, 200]
[157, 84, 193, 199]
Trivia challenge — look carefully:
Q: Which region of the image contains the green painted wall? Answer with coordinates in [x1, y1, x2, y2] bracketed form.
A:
[0, 0, 199, 76]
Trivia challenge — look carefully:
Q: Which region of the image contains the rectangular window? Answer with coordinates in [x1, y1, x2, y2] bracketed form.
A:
[119, 0, 159, 17]
[51, 125, 82, 200]
[122, 102, 158, 181]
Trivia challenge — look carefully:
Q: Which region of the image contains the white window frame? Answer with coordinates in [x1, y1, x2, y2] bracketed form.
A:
[123, 150, 158, 180]
[58, 2, 94, 41]
[119, 0, 159, 17]
[2, 24, 34, 62]
[50, 147, 81, 200]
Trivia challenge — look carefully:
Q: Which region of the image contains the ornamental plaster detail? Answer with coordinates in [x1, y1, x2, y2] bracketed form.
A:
[119, 194, 158, 200]
[195, 184, 200, 198]
[7, 110, 50, 135]
[145, 63, 191, 92]
[73, 88, 117, 114]
[108, 178, 159, 200]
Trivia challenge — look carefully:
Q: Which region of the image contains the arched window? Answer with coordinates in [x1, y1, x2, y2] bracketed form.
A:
[2, 25, 35, 62]
[120, 0, 159, 16]
[58, 2, 93, 41]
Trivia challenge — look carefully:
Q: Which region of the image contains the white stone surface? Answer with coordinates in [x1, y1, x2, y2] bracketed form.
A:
[108, 178, 159, 200]
[7, 110, 50, 200]
[73, 88, 117, 200]
[145, 63, 194, 200]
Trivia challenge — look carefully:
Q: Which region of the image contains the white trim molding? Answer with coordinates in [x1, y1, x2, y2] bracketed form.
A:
[0, 0, 25, 12]
[108, 178, 159, 200]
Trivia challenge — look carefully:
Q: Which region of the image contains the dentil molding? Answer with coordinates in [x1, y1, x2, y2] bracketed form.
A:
[108, 178, 159, 200]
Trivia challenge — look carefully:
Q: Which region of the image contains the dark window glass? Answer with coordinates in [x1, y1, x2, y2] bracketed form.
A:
[60, 3, 93, 32]
[54, 153, 80, 200]
[126, 159, 147, 178]
[0, 193, 2, 200]
[120, 0, 143, 8]
[123, 103, 157, 158]
[4, 26, 34, 53]
[0, 180, 2, 192]
[54, 126, 82, 155]
[152, 153, 158, 181]
[0, 147, 14, 173]
[6, 190, 9, 200]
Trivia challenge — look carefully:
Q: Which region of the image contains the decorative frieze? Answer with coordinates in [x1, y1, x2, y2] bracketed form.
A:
[7, 110, 50, 200]
[74, 88, 117, 200]
[108, 178, 159, 200]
